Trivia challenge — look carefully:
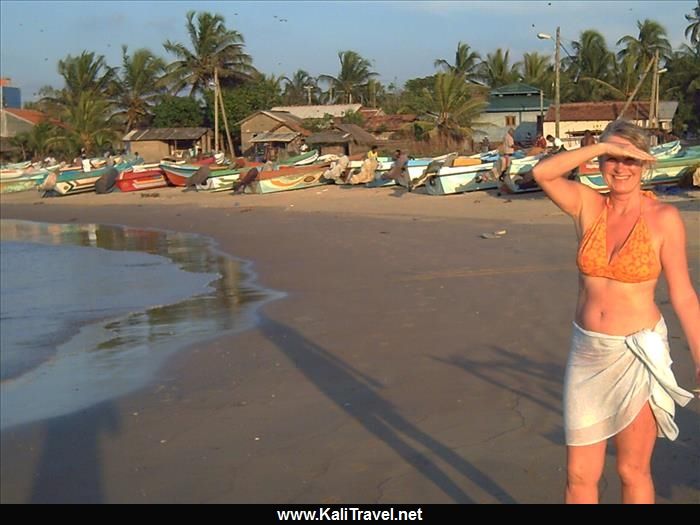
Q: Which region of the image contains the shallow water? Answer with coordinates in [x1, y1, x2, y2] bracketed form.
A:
[0, 219, 282, 430]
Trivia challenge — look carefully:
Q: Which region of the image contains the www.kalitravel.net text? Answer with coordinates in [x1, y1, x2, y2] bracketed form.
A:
[277, 507, 424, 521]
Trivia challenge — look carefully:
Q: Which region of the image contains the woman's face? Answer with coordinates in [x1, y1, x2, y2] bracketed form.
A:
[600, 135, 646, 193]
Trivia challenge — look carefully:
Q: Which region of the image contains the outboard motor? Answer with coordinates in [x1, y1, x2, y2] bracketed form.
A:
[95, 167, 119, 194]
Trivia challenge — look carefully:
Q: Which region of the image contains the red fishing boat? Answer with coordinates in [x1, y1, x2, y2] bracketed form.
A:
[116, 164, 169, 192]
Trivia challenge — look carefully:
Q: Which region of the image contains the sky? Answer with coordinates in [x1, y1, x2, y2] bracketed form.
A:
[0, 0, 696, 103]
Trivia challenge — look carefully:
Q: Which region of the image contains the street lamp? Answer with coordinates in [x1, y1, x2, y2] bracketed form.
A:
[538, 27, 561, 139]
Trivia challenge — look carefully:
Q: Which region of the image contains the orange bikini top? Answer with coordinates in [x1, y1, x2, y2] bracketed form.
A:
[577, 192, 661, 283]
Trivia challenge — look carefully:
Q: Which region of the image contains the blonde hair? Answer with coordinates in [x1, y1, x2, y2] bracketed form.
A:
[599, 119, 652, 180]
[599, 119, 650, 153]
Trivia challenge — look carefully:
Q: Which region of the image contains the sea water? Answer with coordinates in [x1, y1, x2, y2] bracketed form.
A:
[0, 219, 282, 430]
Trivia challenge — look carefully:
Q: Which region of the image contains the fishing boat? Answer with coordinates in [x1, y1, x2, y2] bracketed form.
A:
[577, 146, 700, 192]
[49, 160, 138, 196]
[115, 164, 169, 192]
[650, 139, 682, 159]
[279, 149, 319, 166]
[160, 162, 236, 186]
[499, 153, 548, 194]
[244, 163, 331, 194]
[0, 167, 53, 194]
[362, 153, 459, 189]
[423, 161, 500, 195]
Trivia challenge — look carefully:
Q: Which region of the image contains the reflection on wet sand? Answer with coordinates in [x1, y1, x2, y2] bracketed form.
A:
[0, 219, 282, 429]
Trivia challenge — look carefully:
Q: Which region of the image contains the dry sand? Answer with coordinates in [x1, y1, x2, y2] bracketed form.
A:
[1, 184, 698, 504]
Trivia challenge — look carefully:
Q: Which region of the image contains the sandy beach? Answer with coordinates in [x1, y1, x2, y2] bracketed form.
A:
[1, 185, 698, 504]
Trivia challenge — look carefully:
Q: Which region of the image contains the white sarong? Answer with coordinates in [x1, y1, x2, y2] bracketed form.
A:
[564, 317, 693, 446]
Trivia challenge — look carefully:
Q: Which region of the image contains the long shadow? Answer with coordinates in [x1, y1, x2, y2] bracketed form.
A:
[258, 316, 516, 503]
[434, 345, 565, 417]
[29, 400, 121, 503]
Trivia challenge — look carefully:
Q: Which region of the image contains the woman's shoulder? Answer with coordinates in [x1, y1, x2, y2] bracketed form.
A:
[644, 195, 684, 230]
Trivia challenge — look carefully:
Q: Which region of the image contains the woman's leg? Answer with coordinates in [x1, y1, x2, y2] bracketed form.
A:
[614, 402, 657, 504]
[566, 440, 607, 503]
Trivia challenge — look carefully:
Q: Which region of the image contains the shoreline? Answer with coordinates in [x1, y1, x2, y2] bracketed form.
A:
[1, 186, 698, 503]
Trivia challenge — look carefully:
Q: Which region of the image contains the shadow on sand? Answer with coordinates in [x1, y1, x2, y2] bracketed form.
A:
[258, 316, 516, 503]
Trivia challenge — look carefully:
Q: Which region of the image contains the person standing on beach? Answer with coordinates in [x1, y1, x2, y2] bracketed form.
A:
[532, 119, 698, 504]
[381, 149, 410, 189]
[580, 130, 597, 147]
[501, 128, 515, 172]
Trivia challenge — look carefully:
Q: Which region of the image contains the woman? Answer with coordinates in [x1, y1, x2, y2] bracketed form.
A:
[532, 120, 699, 504]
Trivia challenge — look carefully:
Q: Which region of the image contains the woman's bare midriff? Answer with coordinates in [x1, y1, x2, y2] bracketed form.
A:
[576, 275, 661, 335]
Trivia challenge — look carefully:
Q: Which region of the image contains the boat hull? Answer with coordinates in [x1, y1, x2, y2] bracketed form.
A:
[245, 166, 330, 194]
[425, 165, 499, 195]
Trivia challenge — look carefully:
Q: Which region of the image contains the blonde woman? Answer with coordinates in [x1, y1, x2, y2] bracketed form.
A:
[532, 119, 699, 504]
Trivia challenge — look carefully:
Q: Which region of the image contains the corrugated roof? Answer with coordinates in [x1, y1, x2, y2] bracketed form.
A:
[122, 127, 210, 141]
[250, 131, 299, 143]
[1, 108, 66, 130]
[487, 94, 549, 112]
[335, 123, 377, 144]
[307, 123, 377, 145]
[543, 101, 678, 122]
[307, 130, 352, 144]
[491, 83, 542, 96]
[364, 114, 417, 132]
[270, 104, 363, 119]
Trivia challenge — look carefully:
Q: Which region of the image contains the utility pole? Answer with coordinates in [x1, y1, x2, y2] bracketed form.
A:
[214, 68, 219, 152]
[555, 26, 561, 138]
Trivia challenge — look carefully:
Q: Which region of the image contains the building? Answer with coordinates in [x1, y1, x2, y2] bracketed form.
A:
[0, 107, 51, 159]
[0, 78, 21, 109]
[122, 128, 212, 162]
[363, 113, 417, 141]
[473, 83, 550, 146]
[542, 101, 679, 149]
[238, 110, 311, 158]
[307, 123, 377, 156]
[270, 104, 363, 120]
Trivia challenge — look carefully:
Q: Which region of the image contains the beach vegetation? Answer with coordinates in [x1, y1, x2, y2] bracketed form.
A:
[434, 41, 482, 84]
[319, 50, 378, 104]
[281, 70, 321, 105]
[113, 46, 168, 132]
[152, 95, 205, 128]
[685, 1, 700, 48]
[162, 10, 257, 98]
[476, 48, 521, 88]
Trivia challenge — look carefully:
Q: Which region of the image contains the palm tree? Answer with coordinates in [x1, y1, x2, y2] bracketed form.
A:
[163, 10, 256, 97]
[51, 51, 117, 108]
[478, 49, 520, 88]
[434, 42, 482, 82]
[569, 30, 615, 101]
[410, 72, 487, 143]
[584, 53, 639, 101]
[685, 0, 700, 47]
[281, 70, 320, 105]
[617, 19, 672, 74]
[319, 50, 377, 104]
[113, 46, 167, 132]
[49, 92, 119, 156]
[519, 52, 553, 93]
[662, 44, 700, 132]
[10, 121, 60, 160]
[39, 51, 117, 155]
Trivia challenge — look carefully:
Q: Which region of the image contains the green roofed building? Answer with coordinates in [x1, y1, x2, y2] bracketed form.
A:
[473, 83, 550, 147]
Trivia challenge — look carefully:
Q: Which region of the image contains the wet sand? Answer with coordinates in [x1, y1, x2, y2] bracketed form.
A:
[1, 185, 698, 504]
